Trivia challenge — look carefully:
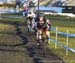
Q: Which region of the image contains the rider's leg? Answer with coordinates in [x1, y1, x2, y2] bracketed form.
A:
[24, 16, 28, 25]
[36, 30, 42, 40]
[32, 19, 35, 32]
[45, 30, 50, 44]
[27, 19, 31, 32]
[34, 22, 38, 33]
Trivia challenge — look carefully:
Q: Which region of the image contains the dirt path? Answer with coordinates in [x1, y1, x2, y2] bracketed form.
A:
[0, 21, 34, 63]
[14, 22, 65, 63]
[0, 20, 65, 63]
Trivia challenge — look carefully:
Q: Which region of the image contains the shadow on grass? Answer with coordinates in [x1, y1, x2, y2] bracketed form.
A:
[0, 48, 25, 52]
[14, 22, 43, 63]
[0, 32, 16, 35]
[0, 20, 65, 63]
[0, 20, 24, 26]
[0, 20, 27, 47]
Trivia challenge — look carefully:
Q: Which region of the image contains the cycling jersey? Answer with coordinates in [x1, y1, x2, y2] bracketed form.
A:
[23, 6, 29, 17]
[37, 19, 48, 30]
[24, 7, 28, 11]
[24, 11, 28, 16]
[36, 18, 51, 31]
[28, 16, 33, 21]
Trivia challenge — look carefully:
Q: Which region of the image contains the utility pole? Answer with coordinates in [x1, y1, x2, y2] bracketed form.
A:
[73, 0, 75, 14]
[38, 0, 40, 16]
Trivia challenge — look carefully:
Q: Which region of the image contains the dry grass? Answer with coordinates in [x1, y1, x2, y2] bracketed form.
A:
[46, 15, 75, 63]
[39, 0, 50, 6]
[0, 22, 34, 63]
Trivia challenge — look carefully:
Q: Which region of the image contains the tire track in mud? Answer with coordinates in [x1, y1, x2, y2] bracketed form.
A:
[14, 22, 65, 63]
[14, 22, 43, 63]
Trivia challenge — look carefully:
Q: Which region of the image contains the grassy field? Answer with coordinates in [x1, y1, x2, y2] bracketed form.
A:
[0, 14, 75, 63]
[0, 17, 34, 63]
[45, 15, 75, 33]
[39, 0, 50, 6]
[45, 15, 75, 63]
[0, 14, 25, 24]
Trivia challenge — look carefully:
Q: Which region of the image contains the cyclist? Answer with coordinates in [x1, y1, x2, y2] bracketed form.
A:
[23, 3, 29, 17]
[34, 13, 40, 32]
[29, 0, 35, 13]
[35, 15, 51, 47]
[27, 12, 36, 32]
[23, 3, 29, 25]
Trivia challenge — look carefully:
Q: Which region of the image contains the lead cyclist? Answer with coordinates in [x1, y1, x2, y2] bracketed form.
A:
[35, 15, 51, 48]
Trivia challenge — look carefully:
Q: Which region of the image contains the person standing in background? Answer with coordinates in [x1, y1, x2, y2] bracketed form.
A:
[23, 3, 29, 17]
[29, 0, 35, 13]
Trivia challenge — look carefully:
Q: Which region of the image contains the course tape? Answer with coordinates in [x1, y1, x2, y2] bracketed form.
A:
[51, 27, 75, 38]
[49, 38, 75, 53]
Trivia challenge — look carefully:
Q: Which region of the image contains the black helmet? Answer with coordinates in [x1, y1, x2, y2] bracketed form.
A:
[36, 12, 44, 17]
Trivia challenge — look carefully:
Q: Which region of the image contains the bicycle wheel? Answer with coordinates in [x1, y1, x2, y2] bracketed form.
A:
[24, 16, 28, 25]
[38, 39, 47, 56]
[42, 32, 48, 56]
[27, 25, 30, 32]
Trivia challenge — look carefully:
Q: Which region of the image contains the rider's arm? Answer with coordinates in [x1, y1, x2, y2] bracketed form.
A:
[46, 19, 51, 26]
[46, 19, 51, 30]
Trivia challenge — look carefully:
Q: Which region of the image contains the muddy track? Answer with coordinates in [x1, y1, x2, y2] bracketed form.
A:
[14, 22, 43, 63]
[14, 21, 65, 63]
[0, 20, 65, 63]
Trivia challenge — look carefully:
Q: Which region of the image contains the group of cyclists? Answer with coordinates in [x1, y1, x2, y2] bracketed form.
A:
[23, 1, 51, 49]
